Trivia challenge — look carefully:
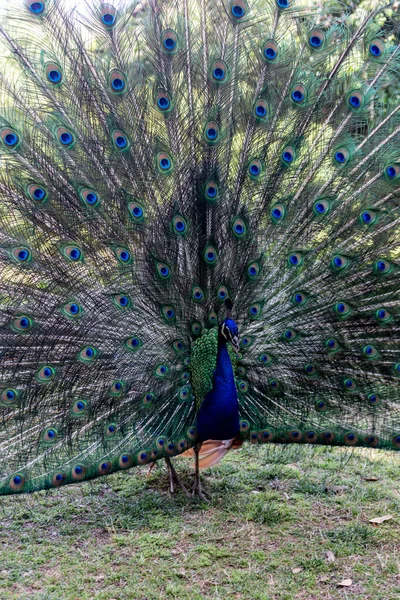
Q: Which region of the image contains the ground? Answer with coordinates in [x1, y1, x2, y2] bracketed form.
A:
[1, 443, 399, 599]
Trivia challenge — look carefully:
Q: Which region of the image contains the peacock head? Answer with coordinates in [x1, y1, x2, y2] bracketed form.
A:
[219, 300, 239, 352]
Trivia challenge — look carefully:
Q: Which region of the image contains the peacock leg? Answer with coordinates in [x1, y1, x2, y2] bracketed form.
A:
[192, 442, 209, 500]
[165, 457, 191, 497]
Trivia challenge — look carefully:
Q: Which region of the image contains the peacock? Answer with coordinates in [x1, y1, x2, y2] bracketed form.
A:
[0, 0, 399, 500]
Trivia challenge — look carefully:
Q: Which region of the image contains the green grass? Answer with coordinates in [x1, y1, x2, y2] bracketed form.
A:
[1, 444, 400, 599]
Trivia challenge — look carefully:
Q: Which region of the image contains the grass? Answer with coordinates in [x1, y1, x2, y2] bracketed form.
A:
[1, 443, 400, 599]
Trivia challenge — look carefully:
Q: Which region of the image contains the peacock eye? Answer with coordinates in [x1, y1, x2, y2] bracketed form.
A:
[304, 364, 317, 377]
[157, 152, 173, 173]
[254, 98, 269, 120]
[46, 62, 63, 85]
[80, 188, 99, 207]
[61, 244, 82, 262]
[375, 308, 392, 323]
[288, 251, 303, 267]
[240, 336, 253, 348]
[11, 246, 31, 263]
[367, 393, 381, 406]
[114, 246, 132, 264]
[112, 130, 129, 150]
[259, 353, 273, 365]
[161, 29, 178, 53]
[78, 345, 98, 362]
[110, 380, 124, 396]
[26, 1, 46, 14]
[56, 126, 74, 147]
[142, 392, 155, 407]
[360, 209, 377, 225]
[192, 322, 201, 335]
[232, 217, 247, 238]
[230, 0, 247, 20]
[362, 344, 379, 359]
[113, 294, 131, 309]
[128, 201, 145, 222]
[369, 39, 384, 58]
[211, 60, 228, 82]
[331, 254, 351, 272]
[291, 84, 306, 104]
[208, 312, 218, 325]
[109, 69, 126, 93]
[282, 328, 298, 341]
[155, 364, 169, 377]
[262, 40, 278, 62]
[36, 365, 56, 383]
[27, 183, 48, 203]
[248, 303, 261, 318]
[281, 146, 295, 166]
[291, 291, 309, 306]
[216, 286, 229, 301]
[10, 315, 33, 333]
[100, 3, 116, 27]
[271, 204, 286, 222]
[204, 121, 220, 143]
[72, 400, 88, 415]
[155, 261, 171, 280]
[203, 245, 218, 265]
[313, 198, 330, 216]
[172, 215, 187, 235]
[347, 89, 365, 110]
[156, 90, 172, 112]
[192, 286, 204, 302]
[325, 338, 341, 353]
[374, 258, 393, 275]
[125, 336, 142, 351]
[162, 305, 176, 322]
[343, 378, 357, 392]
[43, 427, 58, 443]
[248, 159, 263, 178]
[308, 29, 325, 51]
[334, 301, 352, 317]
[205, 180, 219, 202]
[1, 388, 19, 406]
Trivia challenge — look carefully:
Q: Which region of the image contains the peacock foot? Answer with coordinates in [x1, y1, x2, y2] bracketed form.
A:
[165, 457, 192, 498]
[191, 479, 210, 501]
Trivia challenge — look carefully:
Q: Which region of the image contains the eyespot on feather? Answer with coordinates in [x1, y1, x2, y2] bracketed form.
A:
[308, 29, 325, 51]
[290, 84, 306, 105]
[161, 30, 178, 54]
[125, 336, 142, 352]
[114, 246, 132, 265]
[45, 62, 63, 85]
[80, 188, 100, 207]
[203, 245, 218, 265]
[1, 388, 19, 407]
[60, 244, 83, 262]
[109, 69, 126, 94]
[27, 183, 48, 203]
[112, 130, 129, 151]
[0, 127, 20, 150]
[36, 365, 56, 383]
[10, 474, 25, 491]
[26, 1, 46, 15]
[157, 152, 173, 173]
[262, 40, 279, 62]
[229, 0, 248, 20]
[100, 3, 117, 27]
[161, 305, 176, 322]
[254, 98, 269, 120]
[211, 60, 228, 83]
[56, 126, 75, 148]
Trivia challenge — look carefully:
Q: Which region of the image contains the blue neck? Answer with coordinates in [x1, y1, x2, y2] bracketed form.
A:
[196, 339, 240, 441]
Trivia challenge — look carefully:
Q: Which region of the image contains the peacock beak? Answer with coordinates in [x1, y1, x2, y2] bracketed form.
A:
[231, 336, 240, 353]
